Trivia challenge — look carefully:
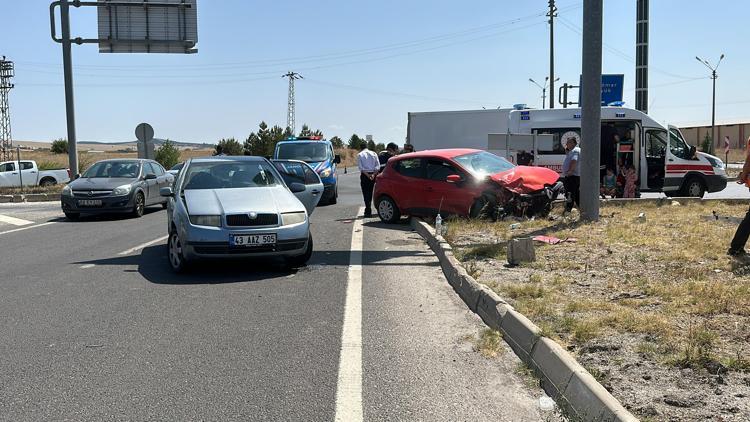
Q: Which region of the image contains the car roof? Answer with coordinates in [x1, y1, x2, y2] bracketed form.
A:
[276, 139, 331, 145]
[93, 158, 148, 163]
[396, 148, 480, 159]
[189, 155, 267, 163]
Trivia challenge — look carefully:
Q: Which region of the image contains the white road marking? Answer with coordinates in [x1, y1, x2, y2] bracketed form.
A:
[0, 214, 34, 226]
[334, 206, 364, 422]
[117, 235, 168, 256]
[79, 264, 96, 269]
[0, 221, 55, 236]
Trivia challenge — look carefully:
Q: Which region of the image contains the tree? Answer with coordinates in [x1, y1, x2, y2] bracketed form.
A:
[299, 124, 312, 137]
[244, 122, 287, 157]
[312, 129, 324, 137]
[348, 133, 364, 150]
[375, 142, 386, 152]
[367, 139, 376, 150]
[50, 138, 68, 154]
[330, 136, 344, 149]
[155, 139, 181, 169]
[215, 138, 243, 156]
[283, 126, 294, 139]
[701, 133, 712, 153]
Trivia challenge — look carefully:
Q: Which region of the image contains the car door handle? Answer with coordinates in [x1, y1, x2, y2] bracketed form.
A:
[668, 159, 674, 162]
[311, 190, 320, 195]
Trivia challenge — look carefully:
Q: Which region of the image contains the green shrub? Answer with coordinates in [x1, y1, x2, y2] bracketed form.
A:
[155, 139, 181, 169]
[50, 138, 68, 154]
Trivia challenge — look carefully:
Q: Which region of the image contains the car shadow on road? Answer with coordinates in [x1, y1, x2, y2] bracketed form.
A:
[63, 207, 164, 222]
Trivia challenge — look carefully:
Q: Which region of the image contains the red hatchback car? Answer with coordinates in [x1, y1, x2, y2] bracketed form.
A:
[373, 149, 561, 223]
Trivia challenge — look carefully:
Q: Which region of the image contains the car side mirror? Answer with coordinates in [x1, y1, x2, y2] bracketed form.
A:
[289, 182, 306, 193]
[334, 155, 341, 164]
[689, 145, 697, 158]
[446, 174, 463, 183]
[159, 186, 174, 197]
[145, 173, 157, 180]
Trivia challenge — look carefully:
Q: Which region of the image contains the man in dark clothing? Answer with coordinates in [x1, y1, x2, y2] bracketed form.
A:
[729, 136, 750, 256]
[600, 123, 617, 178]
[378, 142, 399, 172]
[517, 150, 534, 166]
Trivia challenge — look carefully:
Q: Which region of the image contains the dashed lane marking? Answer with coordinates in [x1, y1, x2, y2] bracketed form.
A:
[0, 221, 56, 236]
[0, 214, 34, 226]
[117, 235, 169, 256]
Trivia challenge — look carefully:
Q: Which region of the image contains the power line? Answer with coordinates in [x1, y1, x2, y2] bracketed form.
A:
[0, 56, 15, 161]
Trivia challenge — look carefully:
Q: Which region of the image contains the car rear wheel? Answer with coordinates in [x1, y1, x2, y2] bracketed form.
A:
[40, 177, 56, 187]
[329, 186, 338, 205]
[64, 212, 79, 221]
[132, 192, 145, 217]
[287, 234, 313, 268]
[377, 196, 401, 223]
[168, 230, 188, 273]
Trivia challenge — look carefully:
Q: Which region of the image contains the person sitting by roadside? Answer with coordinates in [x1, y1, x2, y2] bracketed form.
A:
[600, 167, 617, 199]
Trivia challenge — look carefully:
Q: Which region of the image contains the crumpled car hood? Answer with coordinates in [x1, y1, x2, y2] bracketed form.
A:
[489, 166, 560, 194]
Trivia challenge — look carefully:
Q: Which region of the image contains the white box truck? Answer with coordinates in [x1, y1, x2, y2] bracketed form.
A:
[406, 107, 727, 197]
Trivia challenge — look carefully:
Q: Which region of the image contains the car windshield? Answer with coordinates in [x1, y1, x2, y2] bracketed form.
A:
[276, 142, 329, 162]
[182, 161, 278, 190]
[453, 151, 515, 177]
[82, 161, 141, 178]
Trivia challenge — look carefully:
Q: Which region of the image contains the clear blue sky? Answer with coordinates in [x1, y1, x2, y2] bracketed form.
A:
[1, 0, 748, 144]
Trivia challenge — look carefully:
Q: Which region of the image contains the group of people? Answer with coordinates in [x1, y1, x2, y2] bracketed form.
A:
[357, 142, 414, 218]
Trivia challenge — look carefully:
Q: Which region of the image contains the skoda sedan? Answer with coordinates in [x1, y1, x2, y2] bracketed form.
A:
[161, 156, 322, 272]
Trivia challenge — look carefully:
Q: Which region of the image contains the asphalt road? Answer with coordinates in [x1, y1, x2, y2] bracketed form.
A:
[0, 171, 555, 421]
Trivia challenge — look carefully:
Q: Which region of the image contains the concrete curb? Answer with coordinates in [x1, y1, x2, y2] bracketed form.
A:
[0, 193, 60, 203]
[411, 218, 638, 422]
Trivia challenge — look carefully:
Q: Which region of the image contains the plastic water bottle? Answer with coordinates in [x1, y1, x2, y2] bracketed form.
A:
[435, 214, 443, 236]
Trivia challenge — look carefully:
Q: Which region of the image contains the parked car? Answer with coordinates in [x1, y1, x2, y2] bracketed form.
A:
[373, 149, 562, 223]
[167, 162, 184, 176]
[161, 156, 322, 272]
[60, 159, 174, 220]
[273, 137, 341, 204]
[0, 160, 70, 187]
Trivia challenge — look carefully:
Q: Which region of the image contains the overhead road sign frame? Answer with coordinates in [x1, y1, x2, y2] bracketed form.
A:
[50, 0, 198, 54]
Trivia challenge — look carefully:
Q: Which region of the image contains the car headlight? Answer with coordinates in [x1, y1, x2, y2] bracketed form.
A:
[112, 184, 132, 196]
[319, 168, 332, 178]
[62, 185, 72, 196]
[281, 212, 306, 226]
[189, 215, 222, 227]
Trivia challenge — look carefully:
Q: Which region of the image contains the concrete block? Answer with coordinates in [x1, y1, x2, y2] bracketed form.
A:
[456, 274, 482, 312]
[500, 309, 541, 364]
[476, 285, 509, 330]
[507, 237, 535, 265]
[11, 195, 24, 203]
[530, 337, 579, 400]
[563, 369, 635, 422]
[0, 195, 13, 203]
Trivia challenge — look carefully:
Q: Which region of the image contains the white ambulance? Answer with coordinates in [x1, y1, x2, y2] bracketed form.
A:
[407, 107, 728, 197]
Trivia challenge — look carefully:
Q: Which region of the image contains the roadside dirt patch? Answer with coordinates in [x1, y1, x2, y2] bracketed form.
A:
[445, 201, 750, 422]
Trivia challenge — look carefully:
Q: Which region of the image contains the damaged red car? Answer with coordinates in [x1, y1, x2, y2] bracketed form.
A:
[373, 148, 562, 223]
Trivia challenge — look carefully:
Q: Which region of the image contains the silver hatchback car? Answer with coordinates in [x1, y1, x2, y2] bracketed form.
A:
[161, 156, 324, 272]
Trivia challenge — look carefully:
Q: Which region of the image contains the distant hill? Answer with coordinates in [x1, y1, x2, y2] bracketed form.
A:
[16, 139, 215, 151]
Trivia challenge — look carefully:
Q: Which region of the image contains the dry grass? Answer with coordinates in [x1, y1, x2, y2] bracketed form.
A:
[16, 148, 215, 173]
[472, 328, 505, 358]
[446, 201, 750, 369]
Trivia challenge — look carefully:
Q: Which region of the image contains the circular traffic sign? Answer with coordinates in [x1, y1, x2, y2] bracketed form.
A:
[135, 123, 154, 142]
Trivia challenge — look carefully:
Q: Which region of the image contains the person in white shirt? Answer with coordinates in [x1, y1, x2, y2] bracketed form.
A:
[357, 143, 380, 217]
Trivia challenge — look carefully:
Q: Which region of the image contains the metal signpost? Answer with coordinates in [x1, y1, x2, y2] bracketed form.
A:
[135, 122, 155, 159]
[49, 0, 198, 176]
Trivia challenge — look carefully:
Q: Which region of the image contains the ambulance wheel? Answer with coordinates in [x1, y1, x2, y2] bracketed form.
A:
[681, 177, 706, 198]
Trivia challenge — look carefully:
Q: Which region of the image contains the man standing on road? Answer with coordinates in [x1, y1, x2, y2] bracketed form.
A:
[378, 142, 399, 172]
[357, 142, 380, 217]
[728, 136, 750, 257]
[562, 137, 580, 212]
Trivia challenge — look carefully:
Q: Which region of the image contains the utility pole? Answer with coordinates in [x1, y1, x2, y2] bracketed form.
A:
[580, 0, 602, 222]
[282, 71, 303, 136]
[0, 56, 14, 162]
[635, 0, 649, 113]
[696, 54, 724, 155]
[547, 0, 557, 109]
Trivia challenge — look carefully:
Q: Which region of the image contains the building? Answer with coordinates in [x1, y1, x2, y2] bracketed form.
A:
[680, 122, 750, 150]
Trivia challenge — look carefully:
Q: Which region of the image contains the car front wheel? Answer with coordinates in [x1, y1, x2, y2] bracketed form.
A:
[377, 196, 401, 223]
[132, 192, 145, 218]
[168, 230, 188, 273]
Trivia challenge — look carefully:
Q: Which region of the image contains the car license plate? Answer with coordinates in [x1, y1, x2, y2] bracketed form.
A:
[78, 199, 102, 207]
[230, 233, 276, 247]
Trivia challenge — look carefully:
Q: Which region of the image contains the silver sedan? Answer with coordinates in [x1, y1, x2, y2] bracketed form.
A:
[161, 156, 323, 272]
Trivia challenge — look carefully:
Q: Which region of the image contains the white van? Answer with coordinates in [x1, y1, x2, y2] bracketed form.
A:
[407, 107, 728, 197]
